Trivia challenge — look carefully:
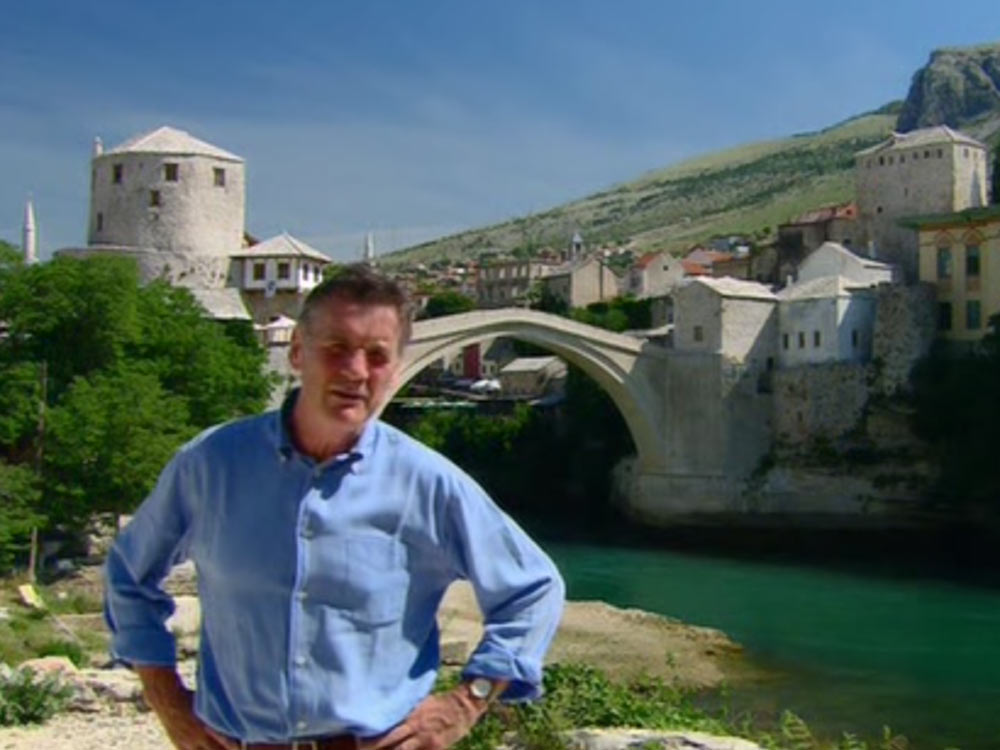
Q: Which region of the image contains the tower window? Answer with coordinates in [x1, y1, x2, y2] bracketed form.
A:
[164, 163, 179, 182]
[214, 167, 226, 187]
[966, 246, 980, 277]
[967, 300, 981, 330]
[149, 190, 161, 207]
[113, 163, 123, 184]
[851, 329, 859, 348]
[798, 332, 805, 349]
[693, 325, 704, 342]
[277, 262, 290, 280]
[782, 333, 789, 350]
[813, 330, 821, 347]
[96, 212, 103, 231]
[252, 262, 265, 281]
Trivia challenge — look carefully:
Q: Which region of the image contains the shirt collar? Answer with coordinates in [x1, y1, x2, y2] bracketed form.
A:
[274, 388, 378, 473]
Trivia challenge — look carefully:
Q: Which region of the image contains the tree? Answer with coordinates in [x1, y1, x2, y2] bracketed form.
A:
[421, 291, 476, 319]
[0, 460, 43, 571]
[992, 142, 999, 205]
[44, 367, 194, 527]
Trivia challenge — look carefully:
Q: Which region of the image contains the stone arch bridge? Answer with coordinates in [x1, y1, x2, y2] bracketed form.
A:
[397, 309, 772, 523]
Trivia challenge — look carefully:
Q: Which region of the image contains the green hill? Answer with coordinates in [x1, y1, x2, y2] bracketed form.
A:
[385, 112, 897, 265]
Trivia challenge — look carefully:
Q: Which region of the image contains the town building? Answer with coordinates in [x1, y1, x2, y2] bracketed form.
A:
[540, 254, 619, 308]
[796, 241, 895, 286]
[776, 276, 878, 368]
[625, 249, 684, 297]
[672, 277, 777, 365]
[476, 259, 556, 308]
[855, 125, 989, 280]
[904, 204, 1000, 343]
[498, 355, 568, 398]
[229, 233, 332, 323]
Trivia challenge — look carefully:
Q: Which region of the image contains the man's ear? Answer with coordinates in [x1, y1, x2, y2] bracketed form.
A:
[289, 327, 303, 371]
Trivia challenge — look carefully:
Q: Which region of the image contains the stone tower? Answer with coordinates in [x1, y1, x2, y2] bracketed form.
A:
[78, 125, 246, 288]
[855, 125, 988, 281]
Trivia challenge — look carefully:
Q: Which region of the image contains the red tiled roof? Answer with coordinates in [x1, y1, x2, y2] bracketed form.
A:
[786, 202, 857, 226]
[681, 259, 712, 276]
[634, 251, 662, 270]
[683, 248, 731, 266]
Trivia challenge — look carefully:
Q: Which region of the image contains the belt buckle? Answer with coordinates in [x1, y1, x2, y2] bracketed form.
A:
[292, 742, 319, 750]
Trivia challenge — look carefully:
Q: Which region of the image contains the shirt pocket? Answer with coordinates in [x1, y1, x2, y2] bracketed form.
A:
[336, 534, 408, 627]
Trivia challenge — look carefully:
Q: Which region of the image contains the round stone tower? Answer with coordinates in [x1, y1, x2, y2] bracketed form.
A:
[82, 126, 246, 288]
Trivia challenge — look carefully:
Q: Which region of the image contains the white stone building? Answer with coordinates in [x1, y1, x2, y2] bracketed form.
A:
[230, 233, 332, 323]
[855, 125, 989, 280]
[498, 356, 567, 398]
[777, 276, 878, 368]
[797, 241, 895, 286]
[672, 277, 777, 365]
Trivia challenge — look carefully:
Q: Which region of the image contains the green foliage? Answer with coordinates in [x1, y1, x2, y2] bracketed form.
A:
[910, 329, 1000, 511]
[35, 639, 86, 668]
[43, 367, 194, 527]
[992, 143, 999, 205]
[0, 667, 73, 726]
[570, 297, 652, 333]
[782, 711, 819, 750]
[421, 291, 477, 319]
[0, 461, 43, 570]
[0, 255, 273, 566]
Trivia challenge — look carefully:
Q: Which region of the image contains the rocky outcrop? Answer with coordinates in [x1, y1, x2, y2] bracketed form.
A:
[565, 728, 764, 750]
[897, 44, 1000, 134]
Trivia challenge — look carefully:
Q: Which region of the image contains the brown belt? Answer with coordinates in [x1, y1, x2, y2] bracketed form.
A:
[238, 735, 359, 750]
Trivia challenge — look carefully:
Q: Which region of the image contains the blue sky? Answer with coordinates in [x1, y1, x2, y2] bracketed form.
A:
[1, 1, 996, 261]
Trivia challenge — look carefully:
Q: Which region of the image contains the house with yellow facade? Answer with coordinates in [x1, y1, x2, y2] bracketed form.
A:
[903, 204, 1000, 342]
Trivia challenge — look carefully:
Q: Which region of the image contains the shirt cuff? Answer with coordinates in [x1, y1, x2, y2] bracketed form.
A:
[109, 626, 178, 668]
[461, 644, 544, 701]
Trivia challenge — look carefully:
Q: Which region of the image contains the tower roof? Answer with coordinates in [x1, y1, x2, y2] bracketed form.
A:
[103, 126, 243, 162]
[855, 125, 986, 157]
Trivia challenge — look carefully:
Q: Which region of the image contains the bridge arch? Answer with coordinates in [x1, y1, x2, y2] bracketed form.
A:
[394, 309, 665, 471]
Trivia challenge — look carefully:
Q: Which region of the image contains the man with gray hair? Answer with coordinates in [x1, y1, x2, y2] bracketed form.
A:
[105, 264, 565, 750]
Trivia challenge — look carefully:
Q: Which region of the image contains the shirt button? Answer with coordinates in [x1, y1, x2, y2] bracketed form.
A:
[294, 654, 307, 666]
[301, 527, 313, 539]
[295, 590, 307, 602]
[296, 720, 308, 731]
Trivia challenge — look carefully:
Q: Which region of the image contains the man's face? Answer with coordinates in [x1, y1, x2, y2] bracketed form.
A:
[290, 296, 402, 435]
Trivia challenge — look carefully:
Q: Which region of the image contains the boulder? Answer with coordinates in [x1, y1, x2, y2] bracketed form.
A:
[566, 728, 764, 750]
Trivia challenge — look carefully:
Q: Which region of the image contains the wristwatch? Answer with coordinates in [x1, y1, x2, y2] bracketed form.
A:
[467, 676, 498, 701]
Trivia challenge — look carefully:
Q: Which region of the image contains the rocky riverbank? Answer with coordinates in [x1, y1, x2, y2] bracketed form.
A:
[0, 565, 761, 749]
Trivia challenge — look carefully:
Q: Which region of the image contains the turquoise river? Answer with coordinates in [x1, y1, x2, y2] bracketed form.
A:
[535, 533, 1000, 750]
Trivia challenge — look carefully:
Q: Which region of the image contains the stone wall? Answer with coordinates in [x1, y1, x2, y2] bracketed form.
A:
[870, 282, 936, 395]
[772, 361, 868, 444]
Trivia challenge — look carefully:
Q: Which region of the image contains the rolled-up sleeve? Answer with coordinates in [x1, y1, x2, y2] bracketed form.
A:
[443, 475, 565, 701]
[104, 449, 194, 667]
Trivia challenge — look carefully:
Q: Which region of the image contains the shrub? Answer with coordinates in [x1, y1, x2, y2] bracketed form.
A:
[36, 639, 87, 668]
[0, 667, 73, 726]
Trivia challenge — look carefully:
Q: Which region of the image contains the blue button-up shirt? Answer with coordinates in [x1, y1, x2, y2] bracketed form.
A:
[104, 398, 565, 742]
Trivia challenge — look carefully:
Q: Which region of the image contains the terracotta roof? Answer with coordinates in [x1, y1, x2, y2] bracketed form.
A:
[634, 251, 664, 270]
[785, 202, 857, 226]
[104, 126, 243, 162]
[683, 247, 731, 266]
[681, 259, 712, 276]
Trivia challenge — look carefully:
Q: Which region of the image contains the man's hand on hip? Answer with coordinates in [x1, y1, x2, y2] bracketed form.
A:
[135, 666, 238, 750]
[362, 683, 495, 750]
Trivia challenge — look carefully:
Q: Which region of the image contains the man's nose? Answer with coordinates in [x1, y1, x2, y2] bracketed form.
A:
[341, 347, 368, 378]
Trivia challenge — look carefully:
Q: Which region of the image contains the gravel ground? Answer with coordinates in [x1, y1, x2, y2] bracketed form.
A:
[0, 707, 171, 750]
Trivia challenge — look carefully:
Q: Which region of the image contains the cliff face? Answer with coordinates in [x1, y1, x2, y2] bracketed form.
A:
[897, 44, 1000, 132]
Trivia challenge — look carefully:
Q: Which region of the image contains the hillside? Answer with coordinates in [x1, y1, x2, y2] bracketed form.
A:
[385, 112, 896, 265]
[386, 42, 1000, 267]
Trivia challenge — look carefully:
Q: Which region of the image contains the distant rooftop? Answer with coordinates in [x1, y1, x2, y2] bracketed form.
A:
[500, 356, 564, 373]
[784, 202, 857, 226]
[778, 274, 876, 301]
[856, 125, 985, 157]
[231, 233, 331, 263]
[103, 126, 243, 162]
[899, 203, 1000, 229]
[687, 276, 776, 301]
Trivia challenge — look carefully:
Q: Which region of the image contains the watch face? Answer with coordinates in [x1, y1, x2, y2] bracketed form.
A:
[470, 677, 493, 699]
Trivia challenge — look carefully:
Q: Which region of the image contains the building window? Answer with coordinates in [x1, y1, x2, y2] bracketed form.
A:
[798, 332, 805, 349]
[879, 156, 885, 166]
[113, 163, 123, 184]
[967, 300, 981, 330]
[938, 302, 952, 331]
[277, 262, 290, 280]
[813, 331, 821, 347]
[899, 155, 905, 163]
[96, 212, 103, 232]
[937, 247, 952, 279]
[876, 206, 883, 214]
[966, 245, 980, 277]
[214, 167, 226, 187]
[149, 190, 161, 207]
[782, 333, 789, 350]
[914, 151, 919, 160]
[851, 329, 859, 348]
[164, 163, 179, 182]
[252, 262, 265, 281]
[693, 325, 704, 342]
[937, 149, 943, 158]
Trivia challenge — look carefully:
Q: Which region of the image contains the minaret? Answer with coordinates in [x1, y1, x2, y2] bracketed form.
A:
[23, 198, 37, 265]
[93, 136, 103, 158]
[363, 232, 376, 265]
